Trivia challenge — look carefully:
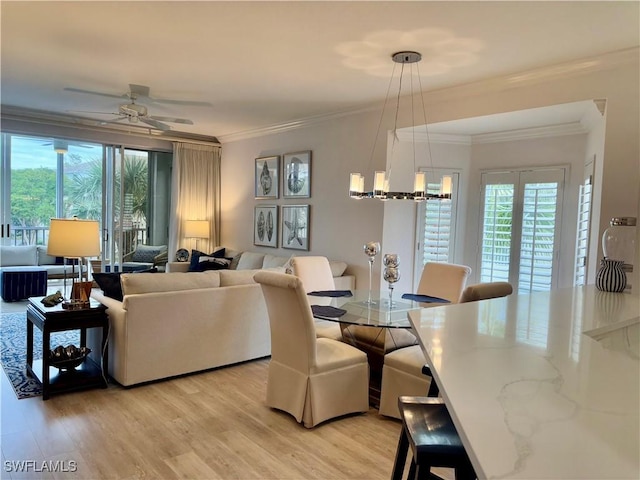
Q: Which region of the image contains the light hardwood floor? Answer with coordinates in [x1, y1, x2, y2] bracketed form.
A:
[0, 288, 453, 480]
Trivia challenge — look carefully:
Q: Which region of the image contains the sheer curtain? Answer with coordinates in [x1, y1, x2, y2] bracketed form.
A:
[169, 142, 221, 258]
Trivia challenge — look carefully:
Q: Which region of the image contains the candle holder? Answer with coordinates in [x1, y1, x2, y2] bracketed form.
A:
[383, 254, 400, 307]
[363, 241, 381, 305]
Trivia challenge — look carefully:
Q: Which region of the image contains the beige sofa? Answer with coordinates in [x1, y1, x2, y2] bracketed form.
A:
[166, 249, 356, 290]
[89, 269, 271, 387]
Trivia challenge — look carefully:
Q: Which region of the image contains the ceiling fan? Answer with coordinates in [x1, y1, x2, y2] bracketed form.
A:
[64, 83, 211, 131]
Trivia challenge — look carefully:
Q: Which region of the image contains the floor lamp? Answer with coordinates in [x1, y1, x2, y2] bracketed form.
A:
[47, 218, 101, 309]
[184, 220, 210, 251]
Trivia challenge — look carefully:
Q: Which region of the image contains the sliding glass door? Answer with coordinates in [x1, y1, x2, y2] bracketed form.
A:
[0, 133, 103, 245]
[1, 133, 171, 272]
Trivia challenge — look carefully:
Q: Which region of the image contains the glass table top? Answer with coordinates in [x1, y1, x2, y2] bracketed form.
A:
[308, 290, 440, 329]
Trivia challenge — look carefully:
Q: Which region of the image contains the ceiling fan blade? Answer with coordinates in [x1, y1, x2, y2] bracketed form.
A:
[64, 87, 128, 100]
[149, 115, 194, 125]
[139, 117, 171, 130]
[67, 109, 121, 116]
[148, 97, 212, 107]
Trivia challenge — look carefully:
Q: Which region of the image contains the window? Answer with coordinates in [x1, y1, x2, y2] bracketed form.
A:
[479, 168, 565, 294]
[414, 171, 460, 286]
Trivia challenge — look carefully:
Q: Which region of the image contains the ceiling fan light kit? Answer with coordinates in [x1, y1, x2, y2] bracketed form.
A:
[349, 51, 452, 202]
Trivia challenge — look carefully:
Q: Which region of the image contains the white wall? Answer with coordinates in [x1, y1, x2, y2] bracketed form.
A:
[221, 53, 639, 291]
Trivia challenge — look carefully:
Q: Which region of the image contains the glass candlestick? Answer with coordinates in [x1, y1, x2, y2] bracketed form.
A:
[383, 254, 400, 308]
[364, 241, 380, 305]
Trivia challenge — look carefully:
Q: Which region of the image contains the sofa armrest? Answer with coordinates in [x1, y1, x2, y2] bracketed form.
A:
[166, 262, 190, 273]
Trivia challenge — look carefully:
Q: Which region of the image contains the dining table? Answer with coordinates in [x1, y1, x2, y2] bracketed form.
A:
[407, 284, 639, 479]
[309, 289, 448, 405]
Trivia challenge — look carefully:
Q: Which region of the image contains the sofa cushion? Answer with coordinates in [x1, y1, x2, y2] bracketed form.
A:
[132, 245, 167, 263]
[236, 252, 265, 270]
[329, 261, 348, 277]
[37, 245, 61, 265]
[0, 245, 38, 267]
[262, 254, 291, 269]
[121, 270, 220, 296]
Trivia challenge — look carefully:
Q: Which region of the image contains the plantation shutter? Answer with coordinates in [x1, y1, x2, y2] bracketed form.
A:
[414, 171, 459, 288]
[574, 169, 593, 286]
[479, 179, 514, 283]
[479, 168, 565, 294]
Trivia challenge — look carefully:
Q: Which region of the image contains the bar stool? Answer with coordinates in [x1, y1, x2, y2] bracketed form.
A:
[391, 396, 476, 480]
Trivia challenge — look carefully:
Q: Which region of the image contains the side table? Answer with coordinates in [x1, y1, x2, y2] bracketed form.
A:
[26, 296, 109, 400]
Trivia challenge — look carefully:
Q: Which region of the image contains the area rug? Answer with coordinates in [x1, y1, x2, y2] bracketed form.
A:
[0, 312, 79, 399]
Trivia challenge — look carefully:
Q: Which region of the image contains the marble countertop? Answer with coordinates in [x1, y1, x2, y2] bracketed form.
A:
[408, 285, 639, 479]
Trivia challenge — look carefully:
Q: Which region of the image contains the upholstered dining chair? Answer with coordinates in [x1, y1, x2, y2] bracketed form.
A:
[460, 281, 513, 303]
[379, 280, 513, 420]
[254, 270, 369, 428]
[416, 261, 472, 304]
[290, 256, 343, 340]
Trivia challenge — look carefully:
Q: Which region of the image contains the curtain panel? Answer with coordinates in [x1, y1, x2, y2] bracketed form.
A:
[169, 142, 221, 258]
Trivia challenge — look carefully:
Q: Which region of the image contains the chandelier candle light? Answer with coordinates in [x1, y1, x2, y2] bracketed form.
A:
[349, 51, 452, 201]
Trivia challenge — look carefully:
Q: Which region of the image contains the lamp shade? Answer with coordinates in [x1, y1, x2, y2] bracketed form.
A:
[184, 220, 210, 239]
[47, 218, 100, 258]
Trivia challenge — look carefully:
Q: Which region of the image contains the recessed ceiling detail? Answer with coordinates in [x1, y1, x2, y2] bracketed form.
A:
[336, 28, 484, 77]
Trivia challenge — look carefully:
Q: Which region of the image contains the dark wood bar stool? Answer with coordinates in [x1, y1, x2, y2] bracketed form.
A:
[391, 396, 476, 480]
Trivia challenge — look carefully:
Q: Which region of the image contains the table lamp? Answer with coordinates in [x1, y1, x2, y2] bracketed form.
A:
[47, 217, 100, 309]
[184, 220, 209, 251]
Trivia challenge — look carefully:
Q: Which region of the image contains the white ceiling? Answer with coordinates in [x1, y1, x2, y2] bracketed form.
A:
[1, 1, 638, 141]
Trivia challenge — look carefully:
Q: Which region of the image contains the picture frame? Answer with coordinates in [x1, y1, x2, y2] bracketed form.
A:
[282, 151, 311, 198]
[254, 205, 278, 248]
[255, 156, 279, 199]
[281, 204, 309, 251]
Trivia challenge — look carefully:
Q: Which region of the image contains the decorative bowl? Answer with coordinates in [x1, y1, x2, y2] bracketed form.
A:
[49, 345, 91, 370]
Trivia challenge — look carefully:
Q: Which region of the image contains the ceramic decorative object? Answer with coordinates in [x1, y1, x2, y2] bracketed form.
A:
[595, 258, 627, 293]
[383, 254, 400, 307]
[49, 345, 91, 370]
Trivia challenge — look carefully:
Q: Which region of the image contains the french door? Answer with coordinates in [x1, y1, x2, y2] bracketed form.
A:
[479, 168, 565, 293]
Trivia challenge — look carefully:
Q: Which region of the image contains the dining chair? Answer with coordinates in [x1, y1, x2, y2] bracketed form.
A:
[290, 256, 344, 341]
[416, 261, 472, 304]
[378, 262, 471, 419]
[379, 280, 513, 419]
[460, 281, 513, 303]
[253, 270, 369, 428]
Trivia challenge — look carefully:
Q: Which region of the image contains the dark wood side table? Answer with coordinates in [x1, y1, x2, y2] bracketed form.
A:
[26, 296, 109, 400]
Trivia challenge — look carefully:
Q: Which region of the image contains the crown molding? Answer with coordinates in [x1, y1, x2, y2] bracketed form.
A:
[219, 47, 638, 143]
[395, 121, 588, 145]
[0, 105, 220, 146]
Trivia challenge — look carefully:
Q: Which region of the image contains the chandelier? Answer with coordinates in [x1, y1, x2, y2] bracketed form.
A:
[349, 51, 452, 201]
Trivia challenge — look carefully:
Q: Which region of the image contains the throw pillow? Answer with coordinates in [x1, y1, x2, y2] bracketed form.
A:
[131, 245, 166, 263]
[94, 267, 158, 301]
[188, 248, 226, 272]
[196, 256, 231, 271]
[93, 273, 125, 301]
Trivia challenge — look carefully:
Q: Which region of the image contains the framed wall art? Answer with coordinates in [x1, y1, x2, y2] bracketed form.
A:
[283, 151, 311, 198]
[254, 205, 278, 248]
[281, 204, 309, 251]
[255, 156, 279, 199]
